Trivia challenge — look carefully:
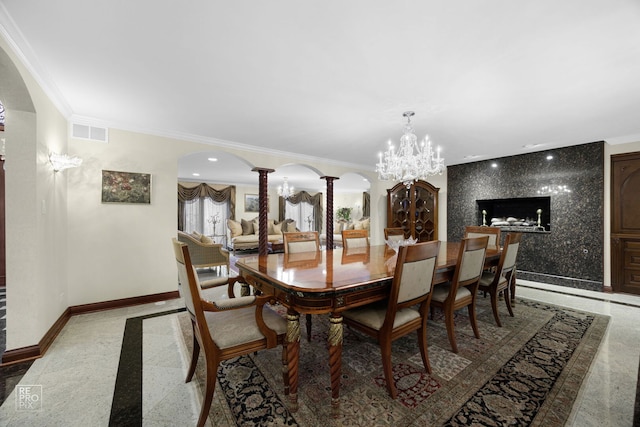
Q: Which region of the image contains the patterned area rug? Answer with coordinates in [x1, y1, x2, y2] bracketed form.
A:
[176, 296, 609, 426]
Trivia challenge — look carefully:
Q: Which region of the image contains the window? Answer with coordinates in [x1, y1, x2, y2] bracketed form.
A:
[285, 200, 315, 231]
[183, 197, 229, 236]
[177, 183, 236, 241]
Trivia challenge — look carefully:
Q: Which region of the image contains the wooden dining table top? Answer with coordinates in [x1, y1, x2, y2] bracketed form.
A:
[235, 241, 501, 296]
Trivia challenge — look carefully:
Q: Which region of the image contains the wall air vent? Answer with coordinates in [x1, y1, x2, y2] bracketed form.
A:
[71, 123, 108, 143]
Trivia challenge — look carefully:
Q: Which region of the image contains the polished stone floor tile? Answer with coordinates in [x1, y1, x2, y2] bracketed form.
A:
[0, 282, 638, 426]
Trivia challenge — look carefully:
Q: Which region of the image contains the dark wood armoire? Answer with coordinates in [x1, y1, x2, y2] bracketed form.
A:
[386, 180, 439, 242]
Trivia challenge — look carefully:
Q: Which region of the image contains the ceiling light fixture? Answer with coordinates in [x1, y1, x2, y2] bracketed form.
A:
[277, 177, 295, 199]
[49, 152, 82, 172]
[376, 111, 444, 188]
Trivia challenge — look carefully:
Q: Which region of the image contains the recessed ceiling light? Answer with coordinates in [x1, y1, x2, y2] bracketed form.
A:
[192, 173, 200, 176]
[491, 163, 498, 168]
[207, 157, 218, 162]
[546, 155, 553, 160]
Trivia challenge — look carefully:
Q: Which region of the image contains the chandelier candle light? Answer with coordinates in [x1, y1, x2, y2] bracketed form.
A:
[376, 111, 444, 188]
[277, 177, 295, 200]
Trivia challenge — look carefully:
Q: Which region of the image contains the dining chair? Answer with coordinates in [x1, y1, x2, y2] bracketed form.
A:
[430, 236, 489, 353]
[464, 226, 501, 251]
[384, 227, 406, 243]
[283, 231, 320, 341]
[283, 231, 320, 254]
[341, 229, 369, 250]
[478, 232, 522, 327]
[342, 240, 441, 399]
[172, 239, 289, 427]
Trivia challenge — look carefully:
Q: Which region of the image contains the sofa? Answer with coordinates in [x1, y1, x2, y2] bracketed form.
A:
[227, 218, 297, 254]
[321, 217, 370, 248]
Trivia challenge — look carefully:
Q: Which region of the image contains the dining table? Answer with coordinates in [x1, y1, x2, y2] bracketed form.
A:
[235, 241, 501, 414]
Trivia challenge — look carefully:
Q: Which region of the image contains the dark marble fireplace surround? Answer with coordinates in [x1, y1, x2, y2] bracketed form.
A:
[447, 141, 604, 291]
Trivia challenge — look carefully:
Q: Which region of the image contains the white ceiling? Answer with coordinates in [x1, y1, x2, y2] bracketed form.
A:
[2, 0, 640, 190]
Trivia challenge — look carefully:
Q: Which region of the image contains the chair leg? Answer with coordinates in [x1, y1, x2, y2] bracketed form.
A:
[444, 307, 458, 353]
[468, 300, 480, 339]
[198, 356, 219, 427]
[380, 338, 397, 399]
[504, 286, 514, 317]
[305, 314, 312, 342]
[417, 325, 432, 375]
[489, 288, 502, 327]
[186, 321, 200, 383]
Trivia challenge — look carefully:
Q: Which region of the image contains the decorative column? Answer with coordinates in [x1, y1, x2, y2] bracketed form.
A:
[252, 167, 275, 256]
[321, 176, 339, 251]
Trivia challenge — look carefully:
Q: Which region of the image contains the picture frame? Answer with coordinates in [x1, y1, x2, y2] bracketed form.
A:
[101, 170, 151, 204]
[244, 194, 260, 212]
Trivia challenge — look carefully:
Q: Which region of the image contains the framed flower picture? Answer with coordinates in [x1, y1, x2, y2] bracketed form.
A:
[101, 170, 151, 204]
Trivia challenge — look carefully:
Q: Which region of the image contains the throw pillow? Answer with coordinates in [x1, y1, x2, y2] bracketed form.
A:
[227, 219, 242, 238]
[286, 221, 298, 232]
[253, 218, 260, 235]
[241, 219, 254, 235]
[273, 222, 283, 235]
[267, 219, 276, 235]
[200, 235, 213, 244]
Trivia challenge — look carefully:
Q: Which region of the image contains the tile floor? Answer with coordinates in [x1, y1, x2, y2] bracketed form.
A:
[0, 281, 639, 427]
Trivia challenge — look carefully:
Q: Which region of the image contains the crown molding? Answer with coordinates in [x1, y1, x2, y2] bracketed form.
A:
[0, 5, 72, 117]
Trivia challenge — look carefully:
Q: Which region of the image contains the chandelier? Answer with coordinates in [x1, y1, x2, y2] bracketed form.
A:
[277, 177, 295, 199]
[376, 111, 444, 188]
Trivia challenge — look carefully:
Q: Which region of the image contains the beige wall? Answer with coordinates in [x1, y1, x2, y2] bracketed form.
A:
[66, 129, 383, 307]
[1, 35, 70, 350]
[4, 25, 640, 354]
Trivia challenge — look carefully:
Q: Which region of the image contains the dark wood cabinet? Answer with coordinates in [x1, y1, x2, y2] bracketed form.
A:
[387, 180, 439, 242]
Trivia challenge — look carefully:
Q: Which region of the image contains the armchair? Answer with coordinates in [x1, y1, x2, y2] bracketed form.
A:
[172, 239, 289, 427]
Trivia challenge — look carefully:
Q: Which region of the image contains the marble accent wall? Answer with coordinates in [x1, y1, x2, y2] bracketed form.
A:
[447, 141, 604, 291]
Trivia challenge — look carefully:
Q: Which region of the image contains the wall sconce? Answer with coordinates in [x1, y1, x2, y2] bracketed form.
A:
[49, 152, 82, 172]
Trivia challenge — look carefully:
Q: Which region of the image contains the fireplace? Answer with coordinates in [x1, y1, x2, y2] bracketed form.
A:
[476, 197, 551, 232]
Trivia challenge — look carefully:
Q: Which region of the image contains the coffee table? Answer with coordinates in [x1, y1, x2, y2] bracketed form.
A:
[267, 240, 284, 253]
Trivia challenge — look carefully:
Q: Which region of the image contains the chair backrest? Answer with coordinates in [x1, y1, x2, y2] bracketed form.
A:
[497, 232, 522, 278]
[390, 240, 441, 308]
[453, 236, 489, 289]
[172, 238, 207, 326]
[284, 250, 322, 268]
[384, 227, 406, 241]
[464, 226, 501, 251]
[341, 244, 370, 264]
[283, 231, 320, 254]
[177, 230, 229, 270]
[342, 229, 369, 250]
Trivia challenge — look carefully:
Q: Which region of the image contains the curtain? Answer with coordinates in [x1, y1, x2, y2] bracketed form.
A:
[362, 191, 370, 217]
[278, 191, 323, 232]
[177, 183, 235, 232]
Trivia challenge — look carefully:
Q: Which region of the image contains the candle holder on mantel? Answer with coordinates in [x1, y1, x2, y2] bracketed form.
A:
[481, 210, 487, 226]
[535, 209, 544, 231]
